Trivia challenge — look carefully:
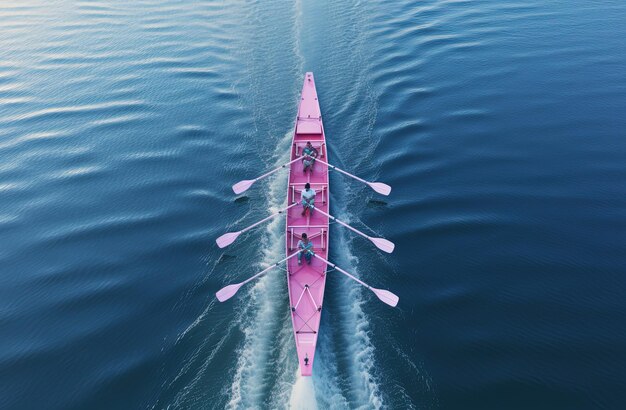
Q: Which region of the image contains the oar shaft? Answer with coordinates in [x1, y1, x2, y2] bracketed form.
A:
[313, 158, 367, 184]
[312, 254, 398, 307]
[313, 254, 370, 289]
[241, 252, 300, 286]
[255, 157, 301, 182]
[241, 203, 299, 234]
[313, 207, 370, 240]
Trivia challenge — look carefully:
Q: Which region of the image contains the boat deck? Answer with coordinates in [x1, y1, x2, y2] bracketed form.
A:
[285, 72, 329, 376]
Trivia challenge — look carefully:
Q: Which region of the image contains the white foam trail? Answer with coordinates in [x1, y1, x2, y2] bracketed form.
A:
[332, 230, 385, 409]
[293, 0, 305, 73]
[226, 130, 293, 408]
[308, 317, 350, 408]
[289, 373, 319, 410]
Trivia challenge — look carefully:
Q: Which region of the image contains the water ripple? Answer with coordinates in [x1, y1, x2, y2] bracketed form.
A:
[2, 0, 626, 408]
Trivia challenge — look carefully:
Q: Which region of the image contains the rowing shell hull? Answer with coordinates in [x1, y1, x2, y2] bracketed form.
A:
[285, 72, 329, 376]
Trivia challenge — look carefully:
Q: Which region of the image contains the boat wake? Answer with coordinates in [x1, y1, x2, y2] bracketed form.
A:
[226, 132, 293, 409]
[319, 225, 386, 409]
[225, 0, 389, 405]
[289, 373, 319, 410]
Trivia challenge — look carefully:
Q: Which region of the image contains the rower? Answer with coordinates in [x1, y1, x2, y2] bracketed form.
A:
[297, 233, 314, 265]
[301, 182, 316, 216]
[302, 141, 319, 174]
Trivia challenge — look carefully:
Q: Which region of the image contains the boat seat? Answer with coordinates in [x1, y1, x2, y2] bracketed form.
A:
[295, 142, 325, 159]
[291, 183, 327, 204]
[288, 227, 327, 251]
[296, 116, 322, 134]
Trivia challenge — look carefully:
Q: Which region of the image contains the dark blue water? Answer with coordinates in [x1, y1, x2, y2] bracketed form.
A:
[2, 0, 626, 408]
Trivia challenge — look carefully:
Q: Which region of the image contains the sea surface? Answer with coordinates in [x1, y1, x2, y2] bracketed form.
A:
[1, 0, 626, 409]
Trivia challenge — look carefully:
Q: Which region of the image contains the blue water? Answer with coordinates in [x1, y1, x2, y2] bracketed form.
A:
[1, 0, 626, 408]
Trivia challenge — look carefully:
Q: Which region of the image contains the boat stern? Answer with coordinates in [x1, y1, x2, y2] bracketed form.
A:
[297, 341, 317, 376]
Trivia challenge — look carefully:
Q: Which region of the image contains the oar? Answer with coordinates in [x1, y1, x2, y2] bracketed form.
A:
[313, 207, 395, 253]
[216, 203, 299, 248]
[216, 252, 300, 302]
[232, 157, 302, 194]
[313, 254, 399, 307]
[313, 157, 391, 196]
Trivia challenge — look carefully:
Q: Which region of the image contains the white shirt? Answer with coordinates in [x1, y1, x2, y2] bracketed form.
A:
[301, 188, 316, 202]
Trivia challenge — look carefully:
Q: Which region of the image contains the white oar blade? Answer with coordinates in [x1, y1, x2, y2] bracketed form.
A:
[232, 179, 255, 195]
[372, 288, 399, 307]
[368, 182, 391, 196]
[369, 237, 395, 253]
[216, 231, 241, 248]
[216, 283, 242, 302]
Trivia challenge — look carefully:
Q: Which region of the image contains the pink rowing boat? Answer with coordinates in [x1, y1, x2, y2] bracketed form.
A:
[215, 73, 398, 377]
[285, 72, 329, 375]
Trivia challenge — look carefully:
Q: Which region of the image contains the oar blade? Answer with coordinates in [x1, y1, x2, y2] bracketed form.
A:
[368, 182, 391, 196]
[232, 179, 255, 195]
[216, 231, 241, 248]
[372, 288, 399, 307]
[216, 283, 242, 302]
[370, 237, 395, 253]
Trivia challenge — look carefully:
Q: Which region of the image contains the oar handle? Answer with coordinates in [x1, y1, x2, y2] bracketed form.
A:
[241, 203, 299, 234]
